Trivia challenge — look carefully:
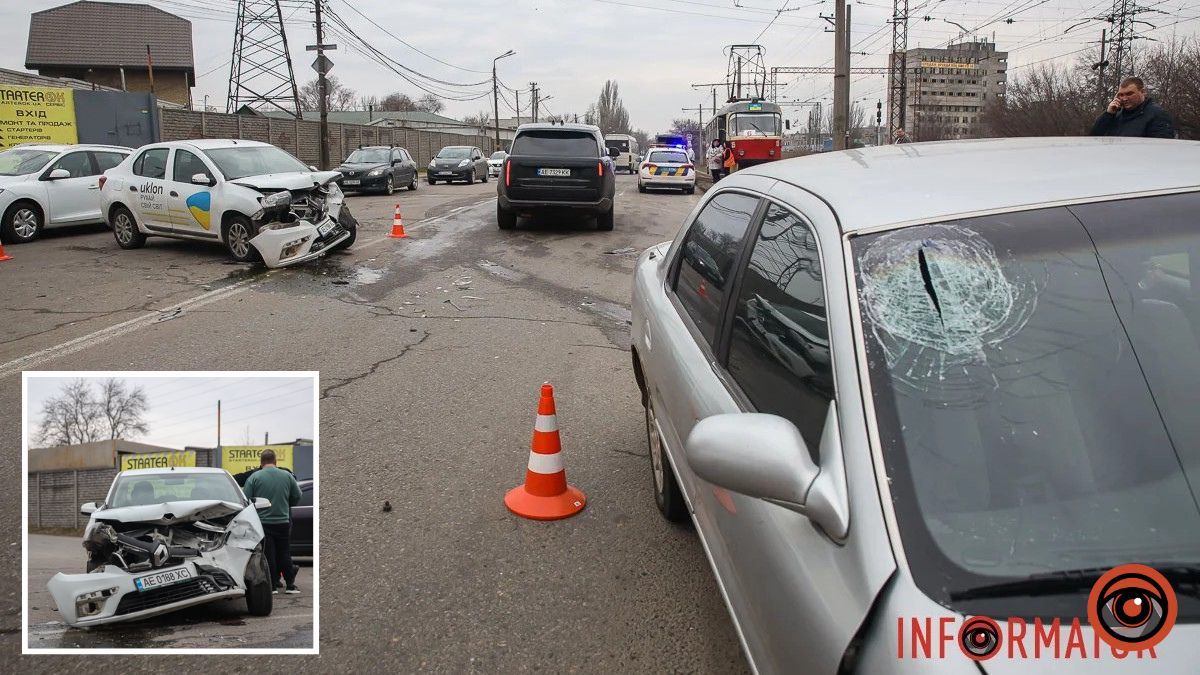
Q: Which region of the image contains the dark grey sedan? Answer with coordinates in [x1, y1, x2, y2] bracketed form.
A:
[336, 146, 418, 194]
[427, 146, 489, 185]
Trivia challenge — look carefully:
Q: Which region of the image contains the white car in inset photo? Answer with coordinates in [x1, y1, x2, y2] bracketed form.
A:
[100, 139, 356, 267]
[0, 143, 131, 243]
[46, 467, 274, 627]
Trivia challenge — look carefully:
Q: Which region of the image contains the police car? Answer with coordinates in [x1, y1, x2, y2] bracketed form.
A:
[100, 139, 356, 267]
[637, 147, 696, 194]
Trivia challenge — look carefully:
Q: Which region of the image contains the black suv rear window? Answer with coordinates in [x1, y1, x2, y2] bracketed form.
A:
[512, 131, 598, 157]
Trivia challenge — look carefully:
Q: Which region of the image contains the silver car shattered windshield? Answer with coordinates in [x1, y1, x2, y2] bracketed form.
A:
[109, 472, 247, 508]
[852, 194, 1200, 600]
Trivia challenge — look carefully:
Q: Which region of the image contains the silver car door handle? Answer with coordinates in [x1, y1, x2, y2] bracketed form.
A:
[88, 186, 100, 190]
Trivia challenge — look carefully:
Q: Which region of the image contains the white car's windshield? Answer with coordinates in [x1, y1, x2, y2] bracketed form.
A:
[490, 151, 507, 160]
[345, 149, 390, 163]
[648, 151, 688, 164]
[852, 193, 1200, 600]
[202, 146, 309, 180]
[436, 147, 472, 159]
[0, 148, 58, 176]
[109, 472, 246, 508]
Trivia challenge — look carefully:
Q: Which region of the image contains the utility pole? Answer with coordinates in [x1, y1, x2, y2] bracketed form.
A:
[530, 82, 538, 123]
[514, 88, 521, 127]
[833, 1, 850, 150]
[312, 0, 331, 169]
[1094, 29, 1108, 106]
[682, 104, 705, 148]
[888, 0, 909, 143]
[492, 50, 515, 152]
[216, 400, 221, 450]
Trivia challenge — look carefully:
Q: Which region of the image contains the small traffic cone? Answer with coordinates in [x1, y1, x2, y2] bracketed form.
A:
[389, 203, 407, 238]
[0, 239, 11, 262]
[505, 383, 586, 521]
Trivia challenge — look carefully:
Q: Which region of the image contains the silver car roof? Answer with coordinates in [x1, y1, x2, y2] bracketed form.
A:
[728, 137, 1200, 233]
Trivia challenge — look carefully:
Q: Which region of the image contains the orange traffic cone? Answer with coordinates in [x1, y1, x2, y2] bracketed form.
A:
[389, 203, 407, 238]
[0, 239, 11, 262]
[505, 383, 586, 520]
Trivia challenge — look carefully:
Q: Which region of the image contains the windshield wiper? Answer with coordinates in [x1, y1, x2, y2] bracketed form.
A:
[949, 564, 1200, 601]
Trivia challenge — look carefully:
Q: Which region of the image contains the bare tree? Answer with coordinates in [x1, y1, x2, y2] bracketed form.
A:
[981, 63, 1095, 137]
[593, 80, 632, 134]
[37, 378, 149, 446]
[378, 92, 418, 112]
[299, 75, 356, 112]
[462, 110, 492, 127]
[100, 379, 149, 440]
[415, 93, 446, 114]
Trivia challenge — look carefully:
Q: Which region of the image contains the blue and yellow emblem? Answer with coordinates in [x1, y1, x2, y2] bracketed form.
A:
[185, 191, 212, 230]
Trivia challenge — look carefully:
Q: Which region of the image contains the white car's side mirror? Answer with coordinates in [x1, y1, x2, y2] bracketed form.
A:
[191, 173, 213, 186]
[80, 502, 98, 515]
[48, 168, 71, 180]
[253, 497, 272, 510]
[308, 165, 319, 172]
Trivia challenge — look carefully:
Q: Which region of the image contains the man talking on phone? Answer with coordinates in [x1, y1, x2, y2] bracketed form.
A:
[1090, 77, 1175, 138]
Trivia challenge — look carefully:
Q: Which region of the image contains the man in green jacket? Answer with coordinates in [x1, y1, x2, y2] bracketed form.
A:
[243, 449, 302, 594]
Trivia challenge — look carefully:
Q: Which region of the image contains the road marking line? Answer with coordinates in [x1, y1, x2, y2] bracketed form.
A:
[0, 199, 494, 379]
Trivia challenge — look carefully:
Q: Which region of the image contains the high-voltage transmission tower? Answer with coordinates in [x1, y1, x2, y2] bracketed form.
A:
[227, 0, 302, 116]
[888, 0, 909, 142]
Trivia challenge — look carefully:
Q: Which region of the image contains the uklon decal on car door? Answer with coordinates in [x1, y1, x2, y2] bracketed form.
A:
[130, 147, 170, 229]
[164, 148, 216, 237]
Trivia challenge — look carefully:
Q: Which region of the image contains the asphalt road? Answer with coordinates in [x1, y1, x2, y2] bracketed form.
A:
[1, 174, 749, 671]
[25, 534, 313, 649]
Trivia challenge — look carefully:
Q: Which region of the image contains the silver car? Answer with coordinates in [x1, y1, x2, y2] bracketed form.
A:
[631, 137, 1200, 673]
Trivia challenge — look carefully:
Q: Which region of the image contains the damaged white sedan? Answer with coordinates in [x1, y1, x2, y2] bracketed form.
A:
[47, 467, 274, 627]
[100, 139, 356, 267]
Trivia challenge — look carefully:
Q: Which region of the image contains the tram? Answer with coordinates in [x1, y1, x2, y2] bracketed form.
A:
[703, 99, 783, 169]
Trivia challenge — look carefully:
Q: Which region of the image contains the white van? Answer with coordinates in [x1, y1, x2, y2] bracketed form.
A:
[604, 134, 640, 174]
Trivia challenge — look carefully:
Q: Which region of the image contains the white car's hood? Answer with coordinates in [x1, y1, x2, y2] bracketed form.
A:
[229, 170, 341, 192]
[0, 173, 34, 186]
[93, 499, 246, 525]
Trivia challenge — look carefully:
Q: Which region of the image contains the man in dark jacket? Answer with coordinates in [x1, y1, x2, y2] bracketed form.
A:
[1090, 77, 1175, 138]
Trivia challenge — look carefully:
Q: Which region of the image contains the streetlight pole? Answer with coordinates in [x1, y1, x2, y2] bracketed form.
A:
[492, 50, 514, 152]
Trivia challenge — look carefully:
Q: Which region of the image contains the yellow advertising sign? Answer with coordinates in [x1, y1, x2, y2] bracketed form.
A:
[222, 445, 293, 474]
[120, 450, 197, 472]
[0, 85, 77, 149]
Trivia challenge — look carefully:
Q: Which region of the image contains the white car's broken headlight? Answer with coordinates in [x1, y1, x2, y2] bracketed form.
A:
[76, 586, 119, 618]
[252, 190, 292, 221]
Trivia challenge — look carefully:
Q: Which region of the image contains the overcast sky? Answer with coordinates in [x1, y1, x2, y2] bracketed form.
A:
[26, 374, 316, 450]
[2, 0, 1197, 132]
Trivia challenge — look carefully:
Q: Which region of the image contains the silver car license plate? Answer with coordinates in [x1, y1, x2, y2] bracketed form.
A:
[537, 168, 571, 177]
[318, 220, 334, 237]
[343, 179, 360, 185]
[134, 566, 192, 592]
[438, 171, 453, 176]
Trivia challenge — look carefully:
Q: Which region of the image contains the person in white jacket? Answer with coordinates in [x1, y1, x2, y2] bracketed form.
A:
[705, 139, 725, 182]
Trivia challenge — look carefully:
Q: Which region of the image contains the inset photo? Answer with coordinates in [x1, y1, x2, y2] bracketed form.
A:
[22, 372, 318, 654]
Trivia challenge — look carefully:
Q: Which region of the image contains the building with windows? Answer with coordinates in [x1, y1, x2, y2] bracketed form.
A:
[891, 39, 1007, 140]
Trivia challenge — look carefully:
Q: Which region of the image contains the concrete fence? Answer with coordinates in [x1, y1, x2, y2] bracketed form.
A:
[159, 109, 491, 169]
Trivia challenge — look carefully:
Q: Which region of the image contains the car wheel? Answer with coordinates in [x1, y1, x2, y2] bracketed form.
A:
[638, 182, 647, 194]
[466, 169, 475, 185]
[223, 214, 260, 263]
[384, 175, 394, 195]
[244, 543, 273, 616]
[684, 186, 695, 195]
[329, 204, 358, 253]
[497, 204, 516, 230]
[597, 207, 614, 231]
[481, 167, 488, 183]
[646, 396, 688, 522]
[428, 178, 437, 186]
[111, 205, 146, 249]
[2, 201, 44, 243]
[408, 174, 418, 191]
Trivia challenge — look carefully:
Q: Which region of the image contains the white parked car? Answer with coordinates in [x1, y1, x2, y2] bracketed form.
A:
[46, 467, 274, 627]
[0, 143, 131, 243]
[100, 139, 356, 267]
[637, 148, 696, 194]
[487, 150, 507, 178]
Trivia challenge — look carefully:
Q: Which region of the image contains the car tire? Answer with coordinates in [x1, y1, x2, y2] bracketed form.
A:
[597, 207, 614, 231]
[637, 182, 647, 193]
[329, 204, 358, 253]
[223, 214, 260, 263]
[684, 186, 695, 195]
[110, 205, 146, 249]
[2, 201, 44, 243]
[466, 169, 475, 185]
[428, 178, 437, 186]
[408, 174, 418, 191]
[481, 169, 488, 183]
[497, 204, 516, 230]
[646, 396, 688, 522]
[384, 175, 394, 195]
[244, 544, 273, 617]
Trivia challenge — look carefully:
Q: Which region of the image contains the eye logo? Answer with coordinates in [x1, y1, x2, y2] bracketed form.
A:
[1087, 564, 1177, 651]
[957, 616, 1001, 661]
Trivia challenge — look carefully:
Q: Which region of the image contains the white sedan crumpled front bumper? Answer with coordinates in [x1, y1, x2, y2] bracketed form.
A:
[250, 215, 350, 268]
[46, 545, 251, 627]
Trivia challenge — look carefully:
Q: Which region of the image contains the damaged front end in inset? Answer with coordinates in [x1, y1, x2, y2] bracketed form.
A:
[246, 176, 358, 268]
[47, 500, 269, 627]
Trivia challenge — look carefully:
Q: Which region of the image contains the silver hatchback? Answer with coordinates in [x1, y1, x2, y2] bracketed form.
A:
[631, 137, 1200, 673]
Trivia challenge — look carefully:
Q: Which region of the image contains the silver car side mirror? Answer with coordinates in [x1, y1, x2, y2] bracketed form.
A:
[685, 403, 849, 542]
[48, 168, 71, 179]
[253, 497, 272, 510]
[80, 502, 98, 515]
[191, 173, 213, 186]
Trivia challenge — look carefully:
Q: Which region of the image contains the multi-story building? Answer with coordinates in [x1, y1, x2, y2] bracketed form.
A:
[892, 39, 1007, 140]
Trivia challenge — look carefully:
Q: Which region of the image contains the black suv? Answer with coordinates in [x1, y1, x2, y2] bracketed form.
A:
[335, 145, 418, 194]
[496, 123, 619, 230]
